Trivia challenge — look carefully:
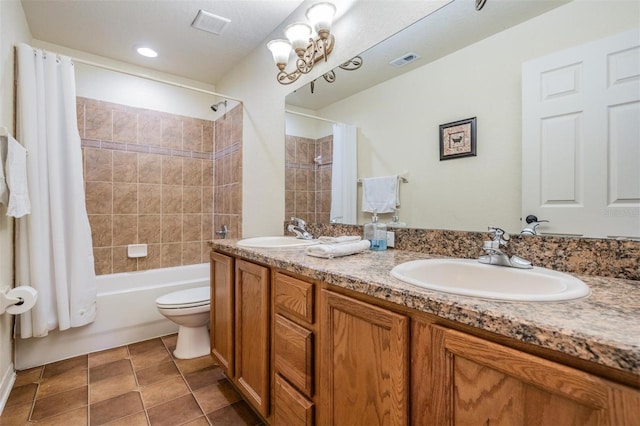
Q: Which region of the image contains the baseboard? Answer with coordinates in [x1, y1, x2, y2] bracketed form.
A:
[0, 362, 16, 416]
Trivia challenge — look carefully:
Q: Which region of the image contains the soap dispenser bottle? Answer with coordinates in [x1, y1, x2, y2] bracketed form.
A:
[387, 208, 407, 228]
[364, 211, 387, 251]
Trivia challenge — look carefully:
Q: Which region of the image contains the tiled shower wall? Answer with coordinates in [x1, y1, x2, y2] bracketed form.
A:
[78, 97, 242, 275]
[284, 134, 332, 223]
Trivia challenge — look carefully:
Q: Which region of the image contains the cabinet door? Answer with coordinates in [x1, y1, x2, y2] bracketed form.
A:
[431, 325, 640, 426]
[319, 290, 409, 426]
[235, 259, 270, 418]
[210, 252, 234, 374]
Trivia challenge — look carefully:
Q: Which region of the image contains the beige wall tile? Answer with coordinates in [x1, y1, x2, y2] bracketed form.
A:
[85, 104, 113, 141]
[161, 214, 182, 243]
[161, 117, 182, 150]
[161, 243, 182, 268]
[93, 248, 112, 275]
[162, 185, 183, 214]
[138, 184, 161, 214]
[138, 154, 162, 184]
[202, 160, 213, 187]
[89, 215, 112, 248]
[202, 187, 213, 214]
[113, 183, 138, 214]
[113, 110, 138, 144]
[113, 151, 138, 183]
[86, 182, 113, 215]
[84, 148, 112, 182]
[137, 244, 161, 271]
[183, 214, 201, 242]
[202, 214, 213, 241]
[182, 242, 202, 265]
[139, 113, 162, 146]
[183, 159, 202, 187]
[203, 123, 214, 153]
[80, 97, 241, 273]
[162, 156, 183, 186]
[183, 187, 202, 214]
[112, 246, 137, 273]
[113, 215, 137, 246]
[138, 215, 161, 244]
[183, 119, 203, 152]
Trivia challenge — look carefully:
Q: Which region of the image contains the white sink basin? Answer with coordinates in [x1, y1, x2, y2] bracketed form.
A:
[237, 236, 319, 249]
[390, 258, 590, 301]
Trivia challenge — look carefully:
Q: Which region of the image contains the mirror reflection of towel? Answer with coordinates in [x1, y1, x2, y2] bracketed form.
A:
[362, 175, 399, 213]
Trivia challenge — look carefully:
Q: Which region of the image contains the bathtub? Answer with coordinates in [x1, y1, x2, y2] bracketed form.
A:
[14, 263, 210, 370]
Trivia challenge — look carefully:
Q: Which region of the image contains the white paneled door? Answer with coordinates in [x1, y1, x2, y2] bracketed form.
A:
[522, 28, 640, 239]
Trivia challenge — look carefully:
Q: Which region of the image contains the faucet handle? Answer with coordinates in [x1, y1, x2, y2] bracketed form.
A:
[290, 217, 307, 227]
[488, 226, 510, 244]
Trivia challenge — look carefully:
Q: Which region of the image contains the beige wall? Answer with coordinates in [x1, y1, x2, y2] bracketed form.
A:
[318, 0, 640, 233]
[0, 0, 31, 406]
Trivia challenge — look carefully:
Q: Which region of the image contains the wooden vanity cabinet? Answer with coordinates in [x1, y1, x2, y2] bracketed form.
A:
[209, 253, 271, 419]
[273, 272, 316, 426]
[211, 251, 640, 426]
[234, 259, 271, 418]
[319, 290, 409, 426]
[428, 325, 640, 426]
[210, 251, 234, 373]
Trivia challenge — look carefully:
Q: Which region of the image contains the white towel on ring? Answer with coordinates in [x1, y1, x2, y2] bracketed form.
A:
[362, 175, 399, 213]
[5, 135, 31, 218]
[318, 235, 362, 244]
[305, 240, 370, 258]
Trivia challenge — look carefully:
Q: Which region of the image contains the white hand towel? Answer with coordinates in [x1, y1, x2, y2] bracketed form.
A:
[318, 235, 362, 244]
[362, 175, 399, 213]
[0, 137, 8, 205]
[6, 135, 31, 218]
[305, 240, 370, 258]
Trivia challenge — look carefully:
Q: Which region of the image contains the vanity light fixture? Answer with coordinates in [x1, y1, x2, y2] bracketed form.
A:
[267, 2, 337, 85]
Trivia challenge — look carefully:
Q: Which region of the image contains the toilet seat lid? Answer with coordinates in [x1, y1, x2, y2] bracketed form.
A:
[156, 286, 210, 308]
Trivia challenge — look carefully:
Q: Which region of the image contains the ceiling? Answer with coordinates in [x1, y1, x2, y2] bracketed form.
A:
[20, 0, 306, 84]
[20, 0, 571, 99]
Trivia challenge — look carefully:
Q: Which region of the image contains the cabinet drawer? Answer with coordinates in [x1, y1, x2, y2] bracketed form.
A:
[275, 272, 314, 324]
[275, 314, 314, 397]
[275, 374, 314, 426]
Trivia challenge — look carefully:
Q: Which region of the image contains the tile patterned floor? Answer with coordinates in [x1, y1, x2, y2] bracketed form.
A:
[0, 335, 263, 425]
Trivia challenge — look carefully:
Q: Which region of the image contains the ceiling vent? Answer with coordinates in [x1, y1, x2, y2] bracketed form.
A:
[191, 9, 231, 35]
[389, 52, 420, 67]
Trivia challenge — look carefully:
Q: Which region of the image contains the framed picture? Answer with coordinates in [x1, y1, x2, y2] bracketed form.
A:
[439, 117, 476, 161]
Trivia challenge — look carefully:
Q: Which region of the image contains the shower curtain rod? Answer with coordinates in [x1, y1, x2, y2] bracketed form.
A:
[285, 109, 342, 125]
[71, 57, 243, 103]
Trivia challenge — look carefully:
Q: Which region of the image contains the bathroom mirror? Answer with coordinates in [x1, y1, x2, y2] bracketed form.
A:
[284, 0, 639, 236]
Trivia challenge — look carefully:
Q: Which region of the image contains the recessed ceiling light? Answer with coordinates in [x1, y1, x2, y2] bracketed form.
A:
[136, 47, 158, 58]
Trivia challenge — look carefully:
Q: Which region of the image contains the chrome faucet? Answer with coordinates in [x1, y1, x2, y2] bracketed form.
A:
[521, 215, 549, 236]
[287, 217, 313, 240]
[478, 226, 532, 269]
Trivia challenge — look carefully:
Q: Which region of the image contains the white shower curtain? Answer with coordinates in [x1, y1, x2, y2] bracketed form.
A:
[14, 43, 97, 338]
[330, 123, 357, 224]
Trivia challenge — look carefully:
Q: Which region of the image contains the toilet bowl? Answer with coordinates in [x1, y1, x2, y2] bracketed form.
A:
[156, 286, 210, 359]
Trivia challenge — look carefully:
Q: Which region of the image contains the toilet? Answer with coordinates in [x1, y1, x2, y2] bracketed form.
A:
[156, 286, 211, 359]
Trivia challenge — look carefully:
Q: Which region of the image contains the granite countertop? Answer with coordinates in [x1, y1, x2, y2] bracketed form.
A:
[210, 239, 640, 379]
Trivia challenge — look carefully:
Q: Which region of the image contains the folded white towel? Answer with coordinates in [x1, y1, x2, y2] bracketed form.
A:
[318, 235, 362, 244]
[362, 175, 399, 213]
[305, 240, 370, 258]
[5, 135, 30, 218]
[0, 137, 8, 205]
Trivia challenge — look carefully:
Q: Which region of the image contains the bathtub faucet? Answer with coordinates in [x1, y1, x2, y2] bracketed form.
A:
[288, 217, 313, 240]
